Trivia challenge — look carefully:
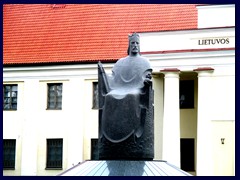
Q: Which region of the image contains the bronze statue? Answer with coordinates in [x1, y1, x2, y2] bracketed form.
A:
[98, 33, 154, 160]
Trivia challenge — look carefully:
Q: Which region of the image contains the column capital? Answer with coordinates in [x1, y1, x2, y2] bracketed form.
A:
[194, 67, 214, 77]
[160, 68, 180, 78]
[193, 67, 214, 72]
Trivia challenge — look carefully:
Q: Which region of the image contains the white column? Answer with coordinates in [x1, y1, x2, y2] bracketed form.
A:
[21, 79, 39, 175]
[195, 68, 214, 176]
[161, 69, 180, 167]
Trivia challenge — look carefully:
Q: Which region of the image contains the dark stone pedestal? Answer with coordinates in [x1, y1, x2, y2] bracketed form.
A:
[99, 130, 154, 160]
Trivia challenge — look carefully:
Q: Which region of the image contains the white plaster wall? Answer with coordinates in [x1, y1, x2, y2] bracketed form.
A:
[20, 79, 40, 175]
[197, 5, 235, 29]
[82, 78, 99, 160]
[65, 78, 85, 168]
[210, 66, 235, 121]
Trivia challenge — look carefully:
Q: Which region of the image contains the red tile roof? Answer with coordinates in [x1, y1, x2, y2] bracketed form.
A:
[3, 4, 198, 65]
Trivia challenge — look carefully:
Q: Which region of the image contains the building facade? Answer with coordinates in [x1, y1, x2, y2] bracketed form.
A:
[3, 4, 235, 176]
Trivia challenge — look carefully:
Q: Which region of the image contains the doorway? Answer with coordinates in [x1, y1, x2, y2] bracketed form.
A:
[180, 138, 195, 171]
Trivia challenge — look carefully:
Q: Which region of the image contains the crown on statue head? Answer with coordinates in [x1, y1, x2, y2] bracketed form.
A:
[128, 32, 140, 41]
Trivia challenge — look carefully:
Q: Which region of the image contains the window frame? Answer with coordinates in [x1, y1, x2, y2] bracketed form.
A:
[3, 84, 18, 111]
[46, 138, 63, 170]
[47, 83, 63, 110]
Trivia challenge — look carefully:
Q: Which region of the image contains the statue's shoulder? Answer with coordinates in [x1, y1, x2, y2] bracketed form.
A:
[114, 57, 128, 65]
[118, 56, 128, 61]
[139, 56, 150, 61]
[117, 56, 149, 61]
[138, 56, 151, 66]
[114, 56, 150, 67]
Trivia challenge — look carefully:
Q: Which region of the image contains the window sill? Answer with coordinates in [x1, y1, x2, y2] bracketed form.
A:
[46, 109, 62, 110]
[180, 106, 195, 109]
[3, 168, 15, 170]
[45, 167, 63, 170]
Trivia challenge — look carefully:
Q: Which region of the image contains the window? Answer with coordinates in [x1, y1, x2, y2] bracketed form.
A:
[92, 82, 99, 109]
[47, 83, 62, 110]
[3, 84, 18, 110]
[91, 138, 99, 160]
[3, 139, 16, 169]
[179, 80, 194, 109]
[46, 139, 63, 169]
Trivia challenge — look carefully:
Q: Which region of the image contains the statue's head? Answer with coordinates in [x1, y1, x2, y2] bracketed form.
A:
[127, 33, 140, 56]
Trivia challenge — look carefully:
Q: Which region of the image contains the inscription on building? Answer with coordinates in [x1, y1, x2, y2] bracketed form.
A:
[198, 38, 230, 45]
